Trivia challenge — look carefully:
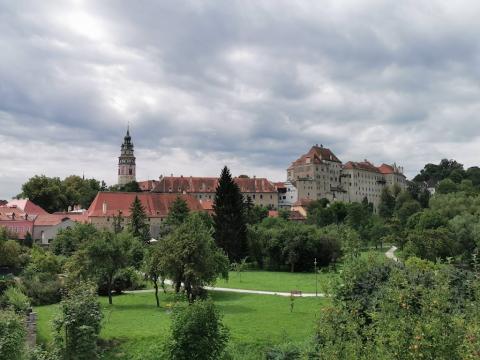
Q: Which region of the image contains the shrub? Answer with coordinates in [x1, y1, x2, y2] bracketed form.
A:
[0, 274, 16, 296]
[0, 240, 22, 269]
[21, 249, 63, 305]
[1, 286, 30, 314]
[54, 282, 103, 360]
[168, 299, 229, 360]
[0, 309, 27, 360]
[22, 275, 62, 306]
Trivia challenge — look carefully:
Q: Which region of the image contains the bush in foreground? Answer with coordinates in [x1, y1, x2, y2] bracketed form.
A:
[168, 299, 229, 360]
[0, 309, 27, 360]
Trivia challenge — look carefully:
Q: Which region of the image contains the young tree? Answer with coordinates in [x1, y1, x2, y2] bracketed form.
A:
[158, 213, 229, 301]
[70, 231, 137, 304]
[54, 282, 103, 360]
[129, 196, 150, 243]
[168, 300, 229, 360]
[213, 166, 248, 262]
[143, 244, 164, 307]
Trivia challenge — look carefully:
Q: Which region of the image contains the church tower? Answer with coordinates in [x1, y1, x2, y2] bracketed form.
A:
[118, 126, 136, 185]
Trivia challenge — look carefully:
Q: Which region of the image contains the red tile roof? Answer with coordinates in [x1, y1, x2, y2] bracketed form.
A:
[343, 161, 380, 173]
[34, 214, 72, 226]
[377, 163, 404, 175]
[0, 206, 32, 221]
[268, 210, 279, 218]
[289, 210, 306, 221]
[138, 180, 159, 191]
[87, 192, 204, 218]
[293, 198, 313, 207]
[152, 176, 277, 194]
[289, 145, 341, 169]
[273, 182, 286, 190]
[7, 199, 48, 215]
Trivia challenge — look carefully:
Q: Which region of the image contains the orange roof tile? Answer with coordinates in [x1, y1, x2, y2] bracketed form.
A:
[34, 214, 72, 226]
[289, 145, 341, 169]
[7, 199, 48, 215]
[293, 198, 313, 207]
[152, 176, 277, 194]
[138, 180, 158, 191]
[343, 161, 380, 173]
[87, 192, 204, 217]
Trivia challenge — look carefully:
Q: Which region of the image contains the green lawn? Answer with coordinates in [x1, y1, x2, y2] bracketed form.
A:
[36, 291, 327, 359]
[215, 247, 390, 294]
[216, 270, 337, 294]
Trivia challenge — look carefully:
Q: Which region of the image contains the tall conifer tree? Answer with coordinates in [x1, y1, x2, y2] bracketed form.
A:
[213, 166, 247, 262]
[129, 196, 150, 243]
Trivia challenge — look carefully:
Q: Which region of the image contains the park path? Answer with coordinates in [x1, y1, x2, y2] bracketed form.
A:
[127, 248, 399, 298]
[385, 245, 398, 261]
[126, 282, 324, 298]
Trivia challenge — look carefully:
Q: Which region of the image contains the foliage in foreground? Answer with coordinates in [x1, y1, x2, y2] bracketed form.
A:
[168, 299, 229, 360]
[315, 255, 480, 360]
[54, 282, 103, 360]
[0, 309, 27, 360]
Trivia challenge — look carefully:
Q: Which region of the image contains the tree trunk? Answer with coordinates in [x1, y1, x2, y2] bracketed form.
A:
[108, 275, 113, 305]
[290, 262, 295, 273]
[154, 278, 160, 308]
[161, 278, 167, 294]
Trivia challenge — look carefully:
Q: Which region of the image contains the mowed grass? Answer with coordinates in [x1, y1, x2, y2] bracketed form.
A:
[215, 247, 391, 294]
[217, 270, 337, 294]
[36, 291, 327, 359]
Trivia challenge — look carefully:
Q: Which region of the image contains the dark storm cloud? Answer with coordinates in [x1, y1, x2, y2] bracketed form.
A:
[1, 0, 480, 198]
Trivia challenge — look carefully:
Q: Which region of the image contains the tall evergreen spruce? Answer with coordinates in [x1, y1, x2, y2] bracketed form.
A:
[129, 196, 150, 243]
[213, 166, 248, 262]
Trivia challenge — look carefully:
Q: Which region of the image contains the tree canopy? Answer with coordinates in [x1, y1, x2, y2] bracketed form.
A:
[157, 213, 229, 301]
[17, 175, 105, 212]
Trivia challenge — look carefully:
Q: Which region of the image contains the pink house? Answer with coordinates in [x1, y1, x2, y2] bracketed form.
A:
[0, 206, 35, 239]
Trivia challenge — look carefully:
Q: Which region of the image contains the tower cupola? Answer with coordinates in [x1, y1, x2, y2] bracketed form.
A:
[118, 126, 136, 185]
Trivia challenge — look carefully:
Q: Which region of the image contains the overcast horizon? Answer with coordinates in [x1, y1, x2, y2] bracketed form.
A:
[2, 1, 480, 199]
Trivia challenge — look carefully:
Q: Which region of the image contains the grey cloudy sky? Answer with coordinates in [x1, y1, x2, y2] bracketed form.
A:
[1, 0, 480, 199]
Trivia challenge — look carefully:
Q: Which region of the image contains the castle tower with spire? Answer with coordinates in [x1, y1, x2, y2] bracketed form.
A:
[118, 126, 136, 185]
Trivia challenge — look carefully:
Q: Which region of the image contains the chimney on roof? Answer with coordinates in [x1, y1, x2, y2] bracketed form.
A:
[171, 173, 173, 177]
[102, 201, 107, 215]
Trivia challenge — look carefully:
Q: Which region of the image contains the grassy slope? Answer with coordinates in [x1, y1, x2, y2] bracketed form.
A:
[36, 291, 327, 359]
